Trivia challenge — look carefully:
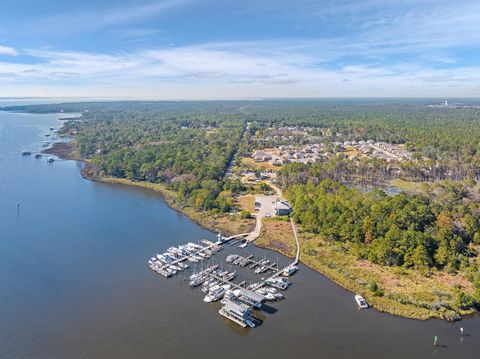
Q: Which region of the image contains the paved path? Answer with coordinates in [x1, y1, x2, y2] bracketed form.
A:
[246, 195, 276, 242]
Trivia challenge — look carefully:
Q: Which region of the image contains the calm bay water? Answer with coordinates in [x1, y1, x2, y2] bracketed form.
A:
[1, 110, 479, 359]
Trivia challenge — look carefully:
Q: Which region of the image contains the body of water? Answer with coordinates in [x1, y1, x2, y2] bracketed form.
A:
[0, 111, 479, 358]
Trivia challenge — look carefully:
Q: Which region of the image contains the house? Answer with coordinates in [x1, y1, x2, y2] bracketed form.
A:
[252, 150, 272, 162]
[274, 200, 292, 216]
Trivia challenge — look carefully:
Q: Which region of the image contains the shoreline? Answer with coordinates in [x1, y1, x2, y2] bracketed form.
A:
[46, 139, 473, 322]
[258, 237, 474, 321]
[44, 141, 255, 237]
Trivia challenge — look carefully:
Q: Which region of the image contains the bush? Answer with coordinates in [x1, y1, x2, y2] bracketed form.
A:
[369, 280, 384, 297]
[240, 210, 251, 219]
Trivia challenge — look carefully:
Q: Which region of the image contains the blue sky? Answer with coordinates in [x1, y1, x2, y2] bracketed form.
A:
[0, 0, 479, 98]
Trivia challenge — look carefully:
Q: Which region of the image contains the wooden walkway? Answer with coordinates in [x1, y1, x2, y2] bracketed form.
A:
[290, 218, 300, 265]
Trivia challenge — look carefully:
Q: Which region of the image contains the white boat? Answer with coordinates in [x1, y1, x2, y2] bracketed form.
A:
[223, 270, 236, 281]
[187, 256, 198, 263]
[265, 287, 284, 299]
[266, 277, 290, 290]
[238, 242, 248, 248]
[157, 254, 171, 263]
[283, 265, 299, 276]
[177, 262, 189, 269]
[202, 279, 218, 293]
[165, 266, 177, 275]
[189, 276, 205, 287]
[245, 319, 256, 328]
[204, 285, 226, 303]
[355, 295, 369, 309]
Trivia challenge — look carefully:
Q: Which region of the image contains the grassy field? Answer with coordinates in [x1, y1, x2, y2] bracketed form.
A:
[390, 179, 426, 193]
[237, 195, 256, 212]
[256, 218, 296, 258]
[342, 145, 360, 157]
[241, 157, 281, 171]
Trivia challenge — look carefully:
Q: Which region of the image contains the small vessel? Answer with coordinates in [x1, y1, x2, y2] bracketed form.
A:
[156, 268, 172, 278]
[35, 153, 42, 158]
[187, 256, 198, 263]
[233, 257, 243, 265]
[355, 295, 369, 309]
[177, 262, 189, 269]
[202, 279, 218, 293]
[283, 265, 299, 276]
[157, 253, 171, 263]
[21, 151, 32, 156]
[204, 285, 226, 303]
[240, 259, 250, 267]
[266, 277, 290, 290]
[245, 319, 256, 328]
[226, 254, 238, 263]
[223, 270, 236, 281]
[265, 287, 284, 299]
[238, 242, 248, 248]
[47, 157, 55, 163]
[165, 266, 177, 275]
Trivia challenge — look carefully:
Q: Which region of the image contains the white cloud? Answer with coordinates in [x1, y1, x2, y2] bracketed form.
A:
[0, 42, 479, 98]
[0, 45, 17, 56]
[1, 0, 480, 97]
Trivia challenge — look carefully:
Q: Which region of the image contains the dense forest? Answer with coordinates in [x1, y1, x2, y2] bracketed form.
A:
[53, 105, 249, 212]
[288, 178, 480, 307]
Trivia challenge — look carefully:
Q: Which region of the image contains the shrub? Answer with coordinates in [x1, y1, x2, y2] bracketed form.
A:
[240, 210, 251, 219]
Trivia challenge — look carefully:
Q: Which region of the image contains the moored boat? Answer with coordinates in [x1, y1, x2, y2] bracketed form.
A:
[204, 285, 226, 303]
[355, 294, 369, 309]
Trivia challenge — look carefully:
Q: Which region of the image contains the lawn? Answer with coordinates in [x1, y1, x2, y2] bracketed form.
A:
[237, 195, 256, 212]
[241, 157, 282, 171]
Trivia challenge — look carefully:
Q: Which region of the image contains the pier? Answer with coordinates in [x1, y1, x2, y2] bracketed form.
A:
[148, 213, 301, 328]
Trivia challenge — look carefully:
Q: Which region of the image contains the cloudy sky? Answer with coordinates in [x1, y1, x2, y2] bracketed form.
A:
[0, 0, 479, 98]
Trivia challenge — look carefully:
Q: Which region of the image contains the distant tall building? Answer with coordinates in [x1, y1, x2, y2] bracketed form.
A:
[444, 100, 448, 107]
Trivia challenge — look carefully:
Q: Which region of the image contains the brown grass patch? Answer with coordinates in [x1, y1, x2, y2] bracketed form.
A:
[240, 157, 281, 171]
[256, 219, 296, 257]
[237, 195, 256, 212]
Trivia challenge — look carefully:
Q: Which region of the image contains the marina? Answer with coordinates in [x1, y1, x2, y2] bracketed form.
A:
[148, 232, 298, 328]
